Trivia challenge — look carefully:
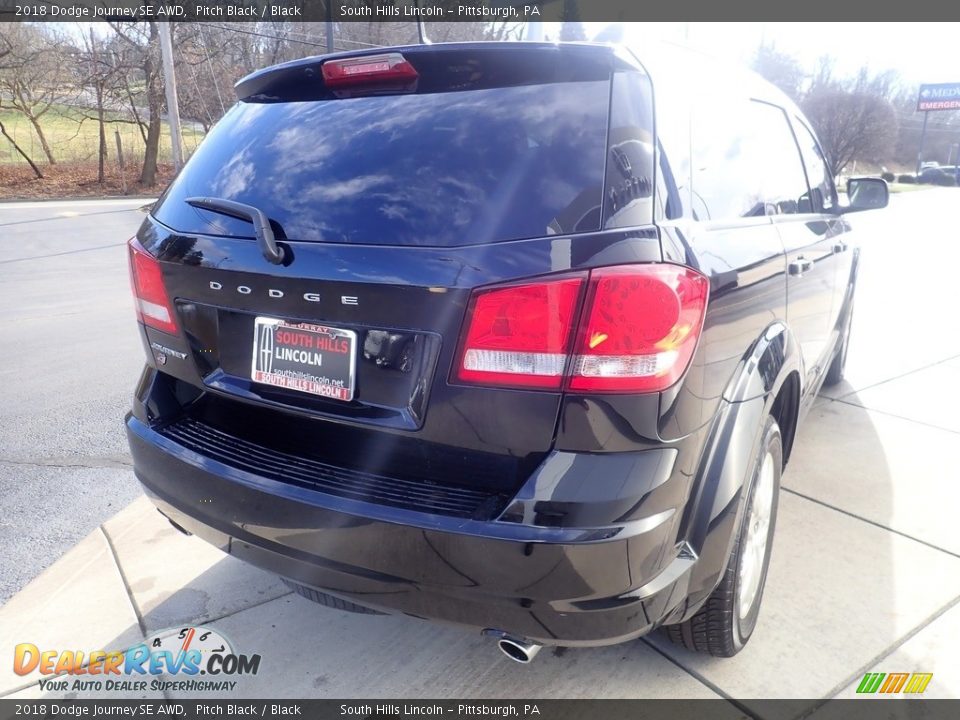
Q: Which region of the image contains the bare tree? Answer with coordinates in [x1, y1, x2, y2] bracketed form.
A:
[0, 24, 72, 165]
[751, 43, 805, 102]
[109, 20, 165, 187]
[0, 111, 44, 179]
[559, 0, 587, 41]
[751, 46, 905, 174]
[76, 28, 123, 185]
[803, 89, 898, 176]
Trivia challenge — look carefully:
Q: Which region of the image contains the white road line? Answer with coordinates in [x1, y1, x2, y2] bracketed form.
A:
[0, 198, 156, 210]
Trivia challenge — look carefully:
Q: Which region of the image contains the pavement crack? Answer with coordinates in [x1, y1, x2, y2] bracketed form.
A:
[781, 487, 960, 560]
[100, 525, 147, 639]
[0, 241, 127, 265]
[827, 398, 960, 436]
[639, 637, 760, 715]
[802, 593, 960, 713]
[830, 352, 960, 403]
[194, 590, 295, 627]
[0, 207, 145, 229]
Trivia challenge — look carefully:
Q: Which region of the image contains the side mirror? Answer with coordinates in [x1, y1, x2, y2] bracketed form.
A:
[845, 177, 889, 212]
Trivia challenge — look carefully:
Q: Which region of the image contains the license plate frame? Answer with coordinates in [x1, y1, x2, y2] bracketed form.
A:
[250, 317, 357, 402]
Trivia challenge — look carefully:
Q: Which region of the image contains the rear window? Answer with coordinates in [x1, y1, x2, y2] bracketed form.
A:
[153, 79, 612, 247]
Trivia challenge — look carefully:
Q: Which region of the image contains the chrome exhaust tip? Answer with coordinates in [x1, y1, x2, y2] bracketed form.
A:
[497, 636, 541, 664]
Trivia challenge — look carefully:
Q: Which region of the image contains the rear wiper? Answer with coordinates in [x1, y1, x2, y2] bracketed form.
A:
[185, 197, 286, 265]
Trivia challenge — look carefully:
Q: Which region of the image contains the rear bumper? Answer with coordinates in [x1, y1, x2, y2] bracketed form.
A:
[126, 414, 695, 647]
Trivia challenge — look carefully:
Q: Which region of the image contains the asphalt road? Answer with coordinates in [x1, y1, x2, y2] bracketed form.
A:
[0, 199, 151, 602]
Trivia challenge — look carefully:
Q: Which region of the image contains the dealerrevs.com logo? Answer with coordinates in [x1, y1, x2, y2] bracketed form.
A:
[13, 626, 261, 693]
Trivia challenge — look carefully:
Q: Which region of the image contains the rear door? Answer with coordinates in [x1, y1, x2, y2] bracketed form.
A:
[674, 97, 791, 414]
[791, 117, 853, 350]
[758, 103, 840, 392]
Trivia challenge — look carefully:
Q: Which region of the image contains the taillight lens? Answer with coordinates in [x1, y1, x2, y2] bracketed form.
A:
[322, 53, 418, 89]
[569, 265, 709, 392]
[454, 265, 709, 394]
[128, 237, 177, 335]
[456, 278, 583, 389]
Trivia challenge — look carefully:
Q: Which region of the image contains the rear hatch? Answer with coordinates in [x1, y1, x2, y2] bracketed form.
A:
[134, 43, 657, 517]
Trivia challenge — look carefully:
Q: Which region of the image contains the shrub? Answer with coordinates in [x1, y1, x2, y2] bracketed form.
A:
[898, 174, 916, 184]
[881, 171, 896, 183]
[936, 174, 958, 187]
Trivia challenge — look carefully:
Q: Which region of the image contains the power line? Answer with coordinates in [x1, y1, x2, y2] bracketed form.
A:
[197, 23, 227, 115]
[198, 22, 384, 50]
[177, 41, 216, 130]
[199, 23, 328, 49]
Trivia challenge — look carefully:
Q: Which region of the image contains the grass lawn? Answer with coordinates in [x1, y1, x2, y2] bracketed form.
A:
[887, 182, 944, 193]
[0, 103, 205, 168]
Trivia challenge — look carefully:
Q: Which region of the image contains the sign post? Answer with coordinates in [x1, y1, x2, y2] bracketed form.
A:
[916, 111, 930, 175]
[915, 82, 960, 174]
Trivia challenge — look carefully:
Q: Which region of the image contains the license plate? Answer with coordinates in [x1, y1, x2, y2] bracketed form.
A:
[251, 317, 357, 402]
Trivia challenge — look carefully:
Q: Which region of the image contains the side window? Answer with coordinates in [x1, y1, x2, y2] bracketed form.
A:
[691, 100, 810, 222]
[793, 119, 837, 213]
[691, 100, 761, 221]
[602, 71, 655, 229]
[750, 103, 811, 216]
[653, 82, 691, 222]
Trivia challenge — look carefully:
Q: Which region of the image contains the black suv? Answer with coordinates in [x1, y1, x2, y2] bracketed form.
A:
[125, 42, 887, 662]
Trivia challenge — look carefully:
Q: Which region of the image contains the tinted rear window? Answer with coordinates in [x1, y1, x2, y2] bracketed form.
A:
[153, 81, 611, 247]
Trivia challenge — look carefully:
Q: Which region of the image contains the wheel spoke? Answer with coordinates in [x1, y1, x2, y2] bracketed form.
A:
[739, 450, 776, 620]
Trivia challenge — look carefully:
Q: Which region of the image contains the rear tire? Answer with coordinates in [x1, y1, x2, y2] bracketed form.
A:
[824, 296, 854, 386]
[663, 415, 782, 657]
[283, 579, 385, 615]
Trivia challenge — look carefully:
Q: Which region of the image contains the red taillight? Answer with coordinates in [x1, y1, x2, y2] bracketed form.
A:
[456, 278, 583, 389]
[321, 53, 418, 89]
[569, 265, 709, 392]
[128, 237, 177, 335]
[454, 265, 709, 394]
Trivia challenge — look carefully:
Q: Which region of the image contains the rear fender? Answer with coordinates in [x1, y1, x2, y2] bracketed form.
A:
[669, 321, 801, 620]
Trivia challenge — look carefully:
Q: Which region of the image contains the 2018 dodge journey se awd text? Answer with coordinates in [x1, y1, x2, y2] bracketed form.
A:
[125, 41, 888, 662]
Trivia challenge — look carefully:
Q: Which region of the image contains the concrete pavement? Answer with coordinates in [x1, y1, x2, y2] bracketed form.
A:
[1, 191, 959, 707]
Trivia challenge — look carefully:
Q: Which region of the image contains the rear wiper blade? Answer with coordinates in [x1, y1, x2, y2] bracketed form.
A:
[185, 197, 286, 265]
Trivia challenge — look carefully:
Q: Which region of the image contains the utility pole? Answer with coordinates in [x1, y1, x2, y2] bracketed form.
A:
[157, 22, 184, 171]
[325, 0, 334, 53]
[915, 110, 929, 176]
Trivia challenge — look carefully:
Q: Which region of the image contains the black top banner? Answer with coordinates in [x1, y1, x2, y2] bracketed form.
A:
[0, 0, 957, 22]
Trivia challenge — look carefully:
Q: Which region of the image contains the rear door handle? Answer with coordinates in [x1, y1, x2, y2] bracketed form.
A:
[788, 258, 814, 276]
[832, 241, 848, 254]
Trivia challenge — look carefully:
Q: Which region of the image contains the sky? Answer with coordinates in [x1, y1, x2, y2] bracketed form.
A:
[582, 22, 959, 87]
[64, 20, 958, 87]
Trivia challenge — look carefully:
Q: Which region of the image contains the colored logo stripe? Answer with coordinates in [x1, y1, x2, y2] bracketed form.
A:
[857, 673, 885, 693]
[857, 672, 932, 694]
[904, 673, 933, 694]
[879, 673, 909, 693]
